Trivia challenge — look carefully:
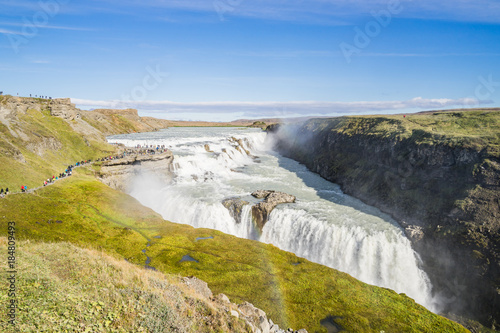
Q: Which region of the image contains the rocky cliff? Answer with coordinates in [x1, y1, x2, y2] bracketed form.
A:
[269, 110, 500, 328]
[98, 150, 174, 192]
[0, 95, 172, 192]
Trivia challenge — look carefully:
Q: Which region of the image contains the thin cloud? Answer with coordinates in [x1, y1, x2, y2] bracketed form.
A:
[62, 0, 500, 24]
[0, 22, 95, 31]
[362, 52, 500, 57]
[0, 28, 20, 35]
[230, 50, 337, 58]
[72, 97, 491, 119]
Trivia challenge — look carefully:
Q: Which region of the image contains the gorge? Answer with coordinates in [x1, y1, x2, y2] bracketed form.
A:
[268, 112, 500, 328]
[0, 95, 485, 331]
[107, 127, 440, 314]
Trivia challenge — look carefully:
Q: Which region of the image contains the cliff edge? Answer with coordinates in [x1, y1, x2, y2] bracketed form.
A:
[270, 109, 500, 328]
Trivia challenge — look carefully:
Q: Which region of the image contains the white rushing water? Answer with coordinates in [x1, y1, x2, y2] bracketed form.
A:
[108, 127, 438, 311]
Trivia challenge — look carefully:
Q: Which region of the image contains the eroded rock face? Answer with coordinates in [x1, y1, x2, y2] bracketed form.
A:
[49, 98, 80, 120]
[270, 117, 500, 326]
[221, 191, 296, 231]
[98, 150, 174, 192]
[222, 198, 250, 224]
[251, 190, 296, 231]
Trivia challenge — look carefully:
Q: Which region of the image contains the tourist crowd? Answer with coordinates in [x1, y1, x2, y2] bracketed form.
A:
[0, 147, 170, 198]
[0, 160, 92, 197]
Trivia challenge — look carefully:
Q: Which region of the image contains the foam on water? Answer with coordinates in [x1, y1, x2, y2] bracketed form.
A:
[108, 127, 439, 311]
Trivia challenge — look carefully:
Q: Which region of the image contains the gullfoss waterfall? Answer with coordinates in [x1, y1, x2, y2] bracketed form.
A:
[108, 127, 439, 312]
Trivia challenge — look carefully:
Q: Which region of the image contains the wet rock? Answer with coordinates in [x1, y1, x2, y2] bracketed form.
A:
[251, 190, 296, 231]
[405, 225, 424, 242]
[204, 144, 213, 152]
[229, 136, 251, 155]
[222, 197, 250, 224]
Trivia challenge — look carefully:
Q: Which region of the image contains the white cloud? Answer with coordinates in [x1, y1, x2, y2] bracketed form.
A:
[0, 28, 20, 35]
[72, 97, 491, 120]
[0, 21, 94, 31]
[46, 0, 500, 24]
[3, 0, 500, 24]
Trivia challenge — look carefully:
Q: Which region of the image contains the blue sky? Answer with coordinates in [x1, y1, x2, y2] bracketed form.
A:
[1, 0, 499, 121]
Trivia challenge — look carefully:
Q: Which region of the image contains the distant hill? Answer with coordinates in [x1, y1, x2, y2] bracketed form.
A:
[0, 96, 473, 332]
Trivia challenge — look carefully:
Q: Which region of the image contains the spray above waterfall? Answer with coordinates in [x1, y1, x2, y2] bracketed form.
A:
[108, 127, 441, 312]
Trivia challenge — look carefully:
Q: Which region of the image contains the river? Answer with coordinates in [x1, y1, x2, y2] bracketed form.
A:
[107, 127, 438, 311]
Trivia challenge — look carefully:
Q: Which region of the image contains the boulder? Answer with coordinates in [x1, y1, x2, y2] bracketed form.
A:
[215, 293, 231, 304]
[251, 190, 296, 231]
[222, 197, 250, 224]
[181, 276, 212, 300]
[259, 315, 270, 333]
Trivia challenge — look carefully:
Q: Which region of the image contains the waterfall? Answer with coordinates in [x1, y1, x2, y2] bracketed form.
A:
[108, 127, 439, 312]
[260, 208, 434, 308]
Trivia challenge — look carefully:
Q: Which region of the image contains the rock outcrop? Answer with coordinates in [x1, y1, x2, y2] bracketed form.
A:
[251, 190, 296, 231]
[229, 136, 252, 155]
[269, 113, 500, 328]
[98, 150, 174, 192]
[48, 98, 81, 120]
[0, 96, 171, 146]
[181, 276, 308, 333]
[222, 197, 250, 224]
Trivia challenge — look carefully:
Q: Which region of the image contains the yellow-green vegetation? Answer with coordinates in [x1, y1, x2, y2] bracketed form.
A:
[0, 106, 115, 193]
[308, 109, 500, 156]
[0, 170, 468, 332]
[275, 109, 500, 329]
[82, 113, 138, 135]
[0, 238, 249, 333]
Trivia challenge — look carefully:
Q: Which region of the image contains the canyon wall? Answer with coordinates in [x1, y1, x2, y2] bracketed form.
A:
[98, 150, 174, 192]
[269, 112, 500, 328]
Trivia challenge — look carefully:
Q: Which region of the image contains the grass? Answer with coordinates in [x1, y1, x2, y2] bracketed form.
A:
[0, 238, 250, 333]
[0, 170, 469, 332]
[334, 109, 500, 156]
[0, 107, 115, 193]
[0, 100, 473, 331]
[301, 109, 500, 158]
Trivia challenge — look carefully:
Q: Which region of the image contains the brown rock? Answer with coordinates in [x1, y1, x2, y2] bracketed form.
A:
[251, 190, 296, 231]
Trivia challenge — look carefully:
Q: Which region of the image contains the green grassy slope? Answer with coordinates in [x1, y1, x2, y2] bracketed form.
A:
[0, 99, 471, 331]
[0, 238, 249, 333]
[0, 170, 469, 332]
[317, 109, 500, 155]
[0, 106, 115, 193]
